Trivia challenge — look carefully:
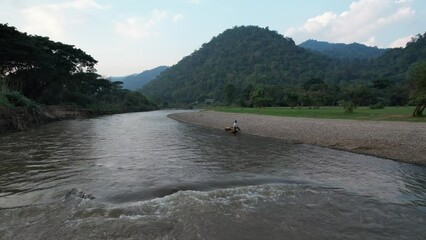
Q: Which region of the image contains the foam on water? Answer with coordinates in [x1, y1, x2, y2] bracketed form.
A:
[58, 183, 426, 240]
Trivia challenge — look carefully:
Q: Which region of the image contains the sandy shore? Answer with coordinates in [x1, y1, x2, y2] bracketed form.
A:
[169, 111, 426, 165]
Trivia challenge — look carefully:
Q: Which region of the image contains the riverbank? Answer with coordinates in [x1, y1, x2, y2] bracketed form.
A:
[169, 111, 426, 165]
[0, 105, 159, 133]
[0, 106, 96, 132]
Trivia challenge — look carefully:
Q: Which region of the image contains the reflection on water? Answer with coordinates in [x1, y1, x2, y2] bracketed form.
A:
[0, 110, 425, 239]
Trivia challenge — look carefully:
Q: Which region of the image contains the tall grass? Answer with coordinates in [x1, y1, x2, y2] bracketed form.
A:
[0, 77, 12, 107]
[0, 77, 40, 109]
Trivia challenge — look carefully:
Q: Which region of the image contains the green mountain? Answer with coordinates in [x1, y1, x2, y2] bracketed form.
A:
[299, 40, 387, 59]
[141, 26, 425, 107]
[109, 66, 169, 91]
[141, 26, 331, 104]
[371, 34, 426, 80]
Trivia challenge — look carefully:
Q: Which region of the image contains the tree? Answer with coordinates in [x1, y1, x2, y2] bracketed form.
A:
[224, 83, 236, 105]
[250, 86, 273, 107]
[303, 78, 333, 107]
[341, 82, 375, 106]
[283, 88, 300, 107]
[0, 24, 97, 102]
[266, 85, 285, 106]
[407, 61, 426, 116]
[0, 23, 156, 111]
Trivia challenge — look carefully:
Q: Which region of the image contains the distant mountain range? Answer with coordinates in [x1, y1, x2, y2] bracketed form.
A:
[299, 40, 388, 59]
[109, 66, 169, 91]
[110, 40, 387, 92]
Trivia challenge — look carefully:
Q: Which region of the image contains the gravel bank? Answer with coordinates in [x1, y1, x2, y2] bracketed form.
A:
[169, 111, 426, 165]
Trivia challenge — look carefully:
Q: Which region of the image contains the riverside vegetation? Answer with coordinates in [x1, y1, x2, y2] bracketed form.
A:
[0, 24, 156, 130]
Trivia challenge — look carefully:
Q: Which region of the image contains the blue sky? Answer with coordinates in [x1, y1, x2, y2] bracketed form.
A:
[1, 0, 425, 76]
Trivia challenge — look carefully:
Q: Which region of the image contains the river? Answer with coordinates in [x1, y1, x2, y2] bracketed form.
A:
[0, 110, 425, 239]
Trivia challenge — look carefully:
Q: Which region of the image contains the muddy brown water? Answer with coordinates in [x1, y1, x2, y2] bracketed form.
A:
[0, 110, 425, 239]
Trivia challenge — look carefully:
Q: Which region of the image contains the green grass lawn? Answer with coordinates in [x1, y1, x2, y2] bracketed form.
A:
[213, 106, 426, 122]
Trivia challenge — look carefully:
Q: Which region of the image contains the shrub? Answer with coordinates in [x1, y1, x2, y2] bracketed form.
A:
[0, 92, 11, 106]
[63, 92, 94, 107]
[0, 78, 11, 107]
[369, 102, 385, 109]
[5, 91, 39, 108]
[338, 100, 355, 113]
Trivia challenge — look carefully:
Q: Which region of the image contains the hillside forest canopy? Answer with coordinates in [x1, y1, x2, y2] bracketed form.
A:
[0, 23, 156, 112]
[141, 26, 426, 116]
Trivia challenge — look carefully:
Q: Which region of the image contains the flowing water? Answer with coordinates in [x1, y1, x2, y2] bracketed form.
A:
[0, 110, 425, 239]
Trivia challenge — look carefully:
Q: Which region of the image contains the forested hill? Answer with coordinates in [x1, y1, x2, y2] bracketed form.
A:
[141, 26, 330, 104]
[109, 66, 169, 91]
[371, 34, 426, 80]
[299, 40, 387, 59]
[142, 26, 425, 107]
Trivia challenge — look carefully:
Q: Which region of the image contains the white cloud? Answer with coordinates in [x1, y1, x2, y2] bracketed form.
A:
[22, 6, 65, 38]
[21, 0, 108, 39]
[285, 0, 415, 46]
[363, 36, 377, 46]
[395, 0, 414, 3]
[287, 12, 336, 36]
[61, 0, 108, 10]
[377, 7, 415, 24]
[388, 34, 413, 48]
[145, 9, 168, 28]
[114, 10, 168, 40]
[173, 14, 183, 22]
[299, 12, 337, 34]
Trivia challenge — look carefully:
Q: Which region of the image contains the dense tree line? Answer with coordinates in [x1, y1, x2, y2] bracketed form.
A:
[0, 23, 156, 112]
[142, 26, 426, 115]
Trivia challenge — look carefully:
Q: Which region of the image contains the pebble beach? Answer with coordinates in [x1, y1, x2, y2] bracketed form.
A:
[169, 110, 426, 165]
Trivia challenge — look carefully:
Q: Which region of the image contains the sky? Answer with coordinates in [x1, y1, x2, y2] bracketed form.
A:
[1, 0, 425, 77]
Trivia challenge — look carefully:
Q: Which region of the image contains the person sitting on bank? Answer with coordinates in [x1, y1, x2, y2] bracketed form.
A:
[232, 120, 240, 131]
